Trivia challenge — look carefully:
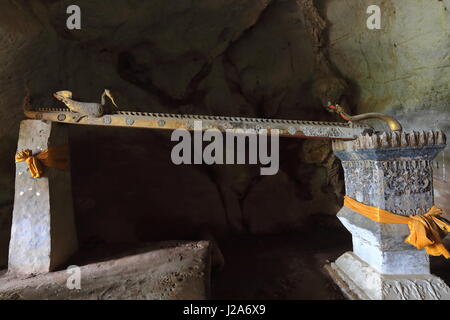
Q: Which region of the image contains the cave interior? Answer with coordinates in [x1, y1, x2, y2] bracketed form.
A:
[0, 0, 449, 299]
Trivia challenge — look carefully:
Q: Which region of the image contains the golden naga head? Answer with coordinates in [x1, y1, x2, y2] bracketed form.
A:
[53, 89, 119, 109]
[53, 90, 73, 101]
[326, 102, 402, 132]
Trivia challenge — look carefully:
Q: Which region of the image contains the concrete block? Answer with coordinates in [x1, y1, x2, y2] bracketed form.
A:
[8, 120, 77, 275]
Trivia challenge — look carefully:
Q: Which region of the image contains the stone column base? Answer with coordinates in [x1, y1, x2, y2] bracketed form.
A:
[325, 252, 450, 300]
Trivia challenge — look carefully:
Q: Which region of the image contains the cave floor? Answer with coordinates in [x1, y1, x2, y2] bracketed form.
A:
[0, 214, 449, 300]
[212, 215, 350, 300]
[62, 214, 351, 299]
[211, 216, 450, 300]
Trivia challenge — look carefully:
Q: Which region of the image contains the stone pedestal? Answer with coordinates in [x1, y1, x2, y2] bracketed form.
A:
[327, 131, 450, 300]
[8, 120, 77, 275]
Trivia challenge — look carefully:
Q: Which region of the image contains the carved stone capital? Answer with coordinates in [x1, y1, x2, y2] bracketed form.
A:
[332, 131, 446, 216]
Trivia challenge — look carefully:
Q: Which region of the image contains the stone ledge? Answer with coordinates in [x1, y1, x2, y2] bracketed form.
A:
[0, 241, 211, 300]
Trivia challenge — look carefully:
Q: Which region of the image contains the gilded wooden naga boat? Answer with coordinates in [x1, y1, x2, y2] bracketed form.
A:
[23, 90, 402, 140]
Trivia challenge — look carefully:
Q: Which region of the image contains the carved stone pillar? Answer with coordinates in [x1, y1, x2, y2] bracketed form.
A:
[326, 130, 450, 300]
[8, 120, 77, 275]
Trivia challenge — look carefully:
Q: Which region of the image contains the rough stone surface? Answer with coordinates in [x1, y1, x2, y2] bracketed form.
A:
[9, 120, 77, 275]
[242, 171, 306, 234]
[325, 0, 450, 214]
[326, 0, 449, 113]
[0, 241, 211, 300]
[328, 252, 450, 300]
[0, 0, 62, 266]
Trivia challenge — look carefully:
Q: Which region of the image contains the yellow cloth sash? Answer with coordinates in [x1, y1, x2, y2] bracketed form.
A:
[344, 196, 450, 259]
[15, 146, 70, 178]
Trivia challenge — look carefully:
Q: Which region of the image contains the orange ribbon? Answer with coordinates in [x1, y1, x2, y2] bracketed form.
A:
[15, 146, 70, 178]
[344, 196, 450, 259]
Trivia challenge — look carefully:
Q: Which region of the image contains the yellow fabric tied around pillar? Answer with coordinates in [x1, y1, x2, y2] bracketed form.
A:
[344, 196, 450, 259]
[15, 146, 70, 178]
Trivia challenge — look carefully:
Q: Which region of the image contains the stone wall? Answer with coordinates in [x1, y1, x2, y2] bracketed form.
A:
[0, 0, 61, 267]
[325, 0, 450, 212]
[0, 0, 448, 266]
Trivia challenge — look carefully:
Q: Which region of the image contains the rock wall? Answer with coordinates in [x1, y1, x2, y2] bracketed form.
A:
[325, 0, 450, 212]
[0, 0, 62, 268]
[0, 0, 448, 266]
